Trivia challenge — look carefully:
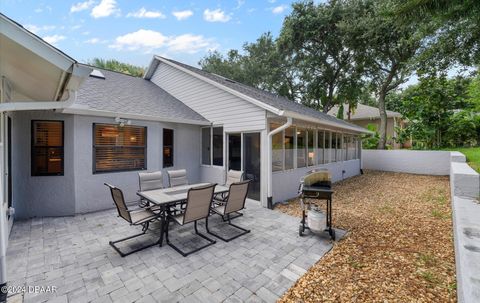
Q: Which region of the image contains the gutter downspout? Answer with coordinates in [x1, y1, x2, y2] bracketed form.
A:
[267, 116, 292, 209]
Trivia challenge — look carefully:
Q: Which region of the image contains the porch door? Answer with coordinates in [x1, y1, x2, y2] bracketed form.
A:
[228, 132, 261, 200]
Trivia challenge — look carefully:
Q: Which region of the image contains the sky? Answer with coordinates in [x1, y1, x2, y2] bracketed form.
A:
[1, 0, 295, 67]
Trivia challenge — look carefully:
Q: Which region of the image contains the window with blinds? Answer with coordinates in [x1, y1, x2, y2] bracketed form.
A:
[93, 124, 146, 173]
[31, 120, 64, 176]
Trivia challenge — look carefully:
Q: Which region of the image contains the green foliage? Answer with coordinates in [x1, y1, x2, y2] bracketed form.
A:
[278, 0, 368, 112]
[336, 104, 345, 120]
[393, 76, 478, 148]
[88, 58, 145, 77]
[397, 0, 480, 70]
[444, 110, 478, 147]
[362, 124, 380, 149]
[199, 33, 299, 101]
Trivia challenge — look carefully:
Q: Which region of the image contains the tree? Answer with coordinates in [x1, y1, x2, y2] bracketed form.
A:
[278, 1, 366, 113]
[355, 0, 424, 149]
[199, 33, 299, 100]
[397, 0, 480, 70]
[399, 76, 473, 148]
[88, 58, 145, 77]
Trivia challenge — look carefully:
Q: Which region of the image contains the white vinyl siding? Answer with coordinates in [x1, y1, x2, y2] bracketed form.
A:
[150, 63, 266, 132]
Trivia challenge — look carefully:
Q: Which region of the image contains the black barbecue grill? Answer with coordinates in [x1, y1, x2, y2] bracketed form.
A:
[298, 169, 335, 240]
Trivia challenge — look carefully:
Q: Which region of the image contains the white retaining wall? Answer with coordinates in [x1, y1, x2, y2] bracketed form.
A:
[362, 150, 451, 175]
[449, 154, 480, 303]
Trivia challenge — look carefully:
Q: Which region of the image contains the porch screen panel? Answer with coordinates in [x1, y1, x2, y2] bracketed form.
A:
[317, 131, 324, 164]
[271, 123, 284, 172]
[307, 129, 315, 166]
[284, 127, 295, 170]
[325, 131, 331, 163]
[297, 128, 306, 168]
[336, 133, 343, 161]
[32, 120, 64, 176]
[94, 124, 146, 173]
[331, 132, 337, 162]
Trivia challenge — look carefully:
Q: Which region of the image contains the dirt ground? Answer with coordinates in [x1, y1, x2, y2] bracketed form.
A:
[276, 170, 456, 303]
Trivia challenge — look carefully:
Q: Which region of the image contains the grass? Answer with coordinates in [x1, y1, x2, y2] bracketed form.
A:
[441, 147, 480, 172]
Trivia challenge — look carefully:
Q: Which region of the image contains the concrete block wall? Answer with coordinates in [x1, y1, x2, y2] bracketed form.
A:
[449, 153, 480, 303]
[362, 150, 451, 175]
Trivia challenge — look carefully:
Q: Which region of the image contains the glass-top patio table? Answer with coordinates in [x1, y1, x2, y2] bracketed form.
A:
[137, 183, 229, 246]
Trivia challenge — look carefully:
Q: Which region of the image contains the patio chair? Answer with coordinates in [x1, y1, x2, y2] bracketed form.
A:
[138, 171, 163, 207]
[214, 170, 245, 220]
[105, 183, 161, 257]
[167, 169, 188, 187]
[165, 184, 217, 257]
[207, 180, 251, 242]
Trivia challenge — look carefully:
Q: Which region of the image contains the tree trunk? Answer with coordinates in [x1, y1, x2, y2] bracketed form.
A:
[377, 90, 388, 149]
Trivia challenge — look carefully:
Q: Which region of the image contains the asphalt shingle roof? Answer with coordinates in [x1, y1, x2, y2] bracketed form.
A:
[75, 65, 208, 123]
[161, 57, 368, 133]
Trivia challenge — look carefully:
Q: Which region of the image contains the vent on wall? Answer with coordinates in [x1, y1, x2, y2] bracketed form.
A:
[90, 69, 105, 79]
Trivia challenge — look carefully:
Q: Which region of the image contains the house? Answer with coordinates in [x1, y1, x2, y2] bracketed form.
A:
[329, 103, 407, 149]
[0, 13, 371, 283]
[0, 13, 370, 291]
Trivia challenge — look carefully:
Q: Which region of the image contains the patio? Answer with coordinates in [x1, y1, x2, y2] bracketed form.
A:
[6, 200, 344, 303]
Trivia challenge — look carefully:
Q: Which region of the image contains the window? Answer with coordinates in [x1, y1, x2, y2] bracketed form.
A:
[317, 130, 324, 164]
[307, 129, 315, 166]
[163, 129, 174, 168]
[93, 124, 146, 173]
[32, 120, 64, 176]
[201, 128, 211, 165]
[284, 127, 295, 170]
[201, 126, 223, 166]
[212, 127, 223, 166]
[271, 123, 284, 172]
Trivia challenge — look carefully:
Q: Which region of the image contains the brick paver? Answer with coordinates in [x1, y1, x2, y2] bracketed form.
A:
[6, 200, 343, 302]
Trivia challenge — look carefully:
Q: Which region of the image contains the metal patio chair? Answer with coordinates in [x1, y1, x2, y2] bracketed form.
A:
[207, 180, 251, 242]
[165, 183, 217, 257]
[214, 170, 245, 221]
[166, 169, 188, 187]
[105, 183, 161, 257]
[138, 171, 163, 207]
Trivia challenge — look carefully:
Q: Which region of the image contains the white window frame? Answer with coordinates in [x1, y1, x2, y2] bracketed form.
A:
[201, 125, 224, 167]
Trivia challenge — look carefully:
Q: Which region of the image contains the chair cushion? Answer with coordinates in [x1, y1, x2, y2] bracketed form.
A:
[130, 209, 157, 225]
[168, 169, 188, 187]
[226, 170, 243, 186]
[139, 171, 163, 191]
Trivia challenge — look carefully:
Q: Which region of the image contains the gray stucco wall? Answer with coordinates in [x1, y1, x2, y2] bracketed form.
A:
[272, 159, 361, 203]
[11, 111, 76, 218]
[11, 111, 202, 218]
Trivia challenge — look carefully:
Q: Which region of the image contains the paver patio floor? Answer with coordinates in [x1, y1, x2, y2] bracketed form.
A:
[6, 200, 344, 303]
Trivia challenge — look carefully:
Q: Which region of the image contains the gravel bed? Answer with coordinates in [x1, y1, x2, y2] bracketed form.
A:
[276, 170, 456, 303]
